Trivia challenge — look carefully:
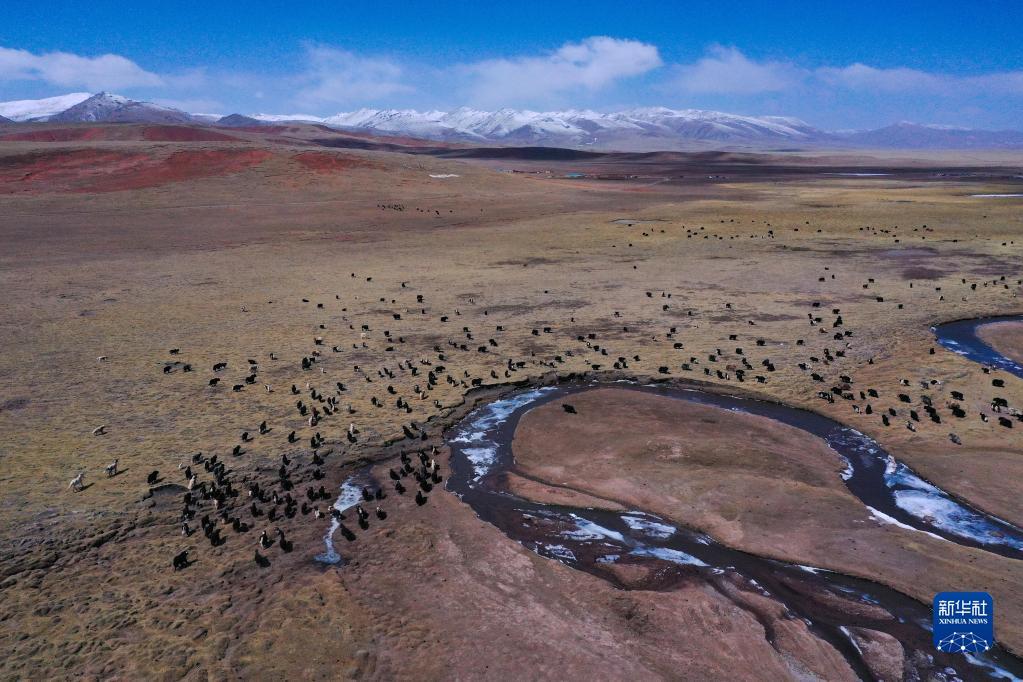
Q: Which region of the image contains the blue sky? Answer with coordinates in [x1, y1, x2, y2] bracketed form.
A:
[2, 1, 1022, 129]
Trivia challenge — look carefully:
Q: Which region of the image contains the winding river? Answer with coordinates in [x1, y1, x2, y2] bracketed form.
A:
[444, 382, 1023, 681]
[314, 316, 1023, 678]
[933, 315, 1023, 380]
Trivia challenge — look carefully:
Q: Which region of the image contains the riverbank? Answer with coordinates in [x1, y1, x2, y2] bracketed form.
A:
[978, 320, 1023, 366]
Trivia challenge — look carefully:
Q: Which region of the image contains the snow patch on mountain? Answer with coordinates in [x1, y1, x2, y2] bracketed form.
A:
[252, 113, 326, 123]
[49, 92, 192, 123]
[0, 92, 92, 121]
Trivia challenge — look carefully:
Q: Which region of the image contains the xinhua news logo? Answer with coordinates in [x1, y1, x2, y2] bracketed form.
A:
[933, 592, 994, 654]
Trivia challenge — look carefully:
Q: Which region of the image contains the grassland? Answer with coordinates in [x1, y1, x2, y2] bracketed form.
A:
[0, 127, 1020, 679]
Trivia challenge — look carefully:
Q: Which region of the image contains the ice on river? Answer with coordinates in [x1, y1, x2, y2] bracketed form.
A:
[450, 387, 556, 480]
[316, 476, 369, 564]
[885, 461, 1023, 552]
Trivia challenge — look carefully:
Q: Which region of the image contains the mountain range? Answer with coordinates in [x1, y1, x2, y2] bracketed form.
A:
[2, 92, 1022, 151]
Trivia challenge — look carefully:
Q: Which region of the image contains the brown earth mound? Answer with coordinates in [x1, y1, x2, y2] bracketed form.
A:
[0, 148, 271, 193]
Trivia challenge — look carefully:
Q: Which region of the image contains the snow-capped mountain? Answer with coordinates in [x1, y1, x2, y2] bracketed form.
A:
[255, 108, 1023, 149]
[1, 92, 1022, 149]
[258, 107, 822, 148]
[0, 92, 92, 121]
[252, 112, 326, 123]
[49, 92, 193, 124]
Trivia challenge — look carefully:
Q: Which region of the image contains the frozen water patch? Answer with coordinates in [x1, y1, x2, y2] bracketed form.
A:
[539, 543, 577, 562]
[826, 428, 872, 481]
[963, 652, 1021, 681]
[747, 577, 767, 592]
[866, 506, 947, 542]
[891, 491, 1022, 551]
[885, 461, 1022, 551]
[630, 546, 708, 567]
[451, 387, 556, 480]
[621, 513, 676, 539]
[884, 454, 898, 479]
[561, 527, 615, 542]
[885, 460, 942, 494]
[429, 173, 460, 178]
[568, 514, 626, 543]
[971, 194, 1023, 198]
[840, 626, 866, 657]
[840, 458, 854, 481]
[461, 446, 498, 479]
[316, 475, 368, 564]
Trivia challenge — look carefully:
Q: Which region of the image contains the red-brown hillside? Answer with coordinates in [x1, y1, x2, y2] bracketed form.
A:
[0, 124, 242, 143]
[0, 148, 272, 193]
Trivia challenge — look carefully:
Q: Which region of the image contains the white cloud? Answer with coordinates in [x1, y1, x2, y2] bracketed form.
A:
[663, 46, 1023, 105]
[670, 45, 799, 94]
[818, 62, 1023, 96]
[816, 64, 945, 92]
[296, 45, 412, 106]
[0, 46, 162, 90]
[974, 70, 1023, 94]
[1, 40, 1021, 129]
[461, 36, 662, 106]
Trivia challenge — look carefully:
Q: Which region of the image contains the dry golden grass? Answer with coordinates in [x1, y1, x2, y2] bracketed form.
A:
[0, 137, 1021, 678]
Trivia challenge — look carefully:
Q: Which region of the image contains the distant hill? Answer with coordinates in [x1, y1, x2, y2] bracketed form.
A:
[49, 92, 193, 124]
[216, 113, 268, 127]
[836, 122, 1023, 150]
[2, 92, 1022, 150]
